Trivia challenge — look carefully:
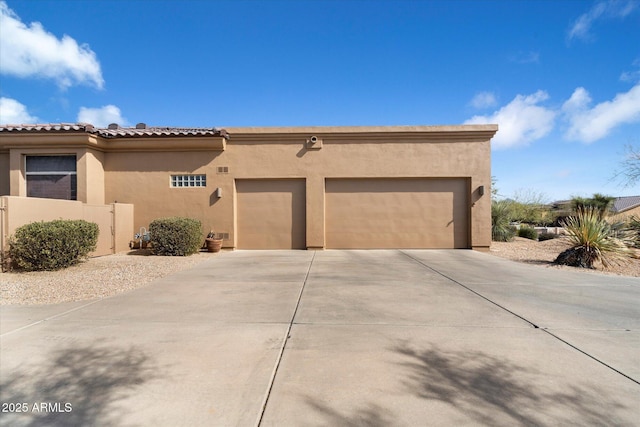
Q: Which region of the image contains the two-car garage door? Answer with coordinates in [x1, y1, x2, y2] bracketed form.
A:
[325, 178, 469, 249]
[236, 178, 469, 249]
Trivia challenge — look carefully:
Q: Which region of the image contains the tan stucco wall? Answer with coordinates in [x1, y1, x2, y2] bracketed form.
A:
[102, 126, 495, 250]
[609, 205, 640, 223]
[0, 196, 133, 256]
[104, 150, 224, 236]
[0, 152, 9, 196]
[79, 149, 105, 204]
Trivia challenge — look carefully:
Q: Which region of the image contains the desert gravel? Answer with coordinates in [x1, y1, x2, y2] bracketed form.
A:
[490, 236, 640, 277]
[1, 250, 219, 305]
[2, 240, 639, 306]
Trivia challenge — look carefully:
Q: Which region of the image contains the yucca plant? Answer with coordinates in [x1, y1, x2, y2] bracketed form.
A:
[491, 201, 516, 242]
[555, 207, 633, 269]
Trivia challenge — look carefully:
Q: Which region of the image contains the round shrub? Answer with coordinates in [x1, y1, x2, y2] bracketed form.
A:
[538, 232, 559, 242]
[10, 219, 99, 271]
[517, 225, 538, 240]
[149, 217, 202, 256]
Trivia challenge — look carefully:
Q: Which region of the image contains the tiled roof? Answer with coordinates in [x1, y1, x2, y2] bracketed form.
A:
[0, 123, 229, 139]
[0, 123, 94, 132]
[613, 196, 640, 213]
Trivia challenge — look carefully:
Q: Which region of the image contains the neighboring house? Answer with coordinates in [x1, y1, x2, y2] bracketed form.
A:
[0, 123, 497, 251]
[609, 196, 640, 222]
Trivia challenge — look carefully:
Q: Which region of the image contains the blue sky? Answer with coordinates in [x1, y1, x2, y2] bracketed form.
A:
[1, 0, 639, 201]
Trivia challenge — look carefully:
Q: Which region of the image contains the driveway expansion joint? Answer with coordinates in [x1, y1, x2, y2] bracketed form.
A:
[0, 299, 102, 337]
[541, 328, 640, 386]
[399, 250, 540, 329]
[254, 250, 316, 427]
[398, 250, 639, 386]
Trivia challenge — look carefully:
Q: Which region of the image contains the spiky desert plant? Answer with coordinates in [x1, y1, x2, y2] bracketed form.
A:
[491, 200, 516, 242]
[556, 207, 632, 269]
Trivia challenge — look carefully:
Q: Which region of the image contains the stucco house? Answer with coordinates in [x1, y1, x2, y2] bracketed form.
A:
[0, 123, 497, 252]
[609, 196, 640, 222]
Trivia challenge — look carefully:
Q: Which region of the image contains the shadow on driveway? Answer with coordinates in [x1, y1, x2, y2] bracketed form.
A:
[1, 342, 157, 427]
[393, 343, 630, 426]
[304, 400, 394, 427]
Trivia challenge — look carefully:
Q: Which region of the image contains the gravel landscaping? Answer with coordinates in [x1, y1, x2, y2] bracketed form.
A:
[2, 241, 638, 306]
[490, 236, 640, 277]
[1, 250, 219, 305]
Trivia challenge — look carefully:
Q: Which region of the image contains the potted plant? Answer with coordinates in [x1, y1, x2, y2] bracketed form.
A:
[205, 230, 223, 253]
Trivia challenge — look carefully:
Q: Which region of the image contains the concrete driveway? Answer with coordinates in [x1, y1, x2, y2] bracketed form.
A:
[1, 250, 638, 426]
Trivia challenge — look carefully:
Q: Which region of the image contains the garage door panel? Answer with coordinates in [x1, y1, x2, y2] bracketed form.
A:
[325, 178, 468, 249]
[236, 179, 306, 249]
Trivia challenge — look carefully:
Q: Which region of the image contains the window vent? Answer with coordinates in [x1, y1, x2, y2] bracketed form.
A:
[218, 232, 230, 240]
[216, 166, 229, 174]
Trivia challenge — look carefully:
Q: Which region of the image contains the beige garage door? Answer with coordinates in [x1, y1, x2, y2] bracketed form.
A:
[325, 178, 469, 249]
[236, 179, 306, 249]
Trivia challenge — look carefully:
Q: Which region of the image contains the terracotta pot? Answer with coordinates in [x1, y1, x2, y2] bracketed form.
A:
[205, 238, 223, 253]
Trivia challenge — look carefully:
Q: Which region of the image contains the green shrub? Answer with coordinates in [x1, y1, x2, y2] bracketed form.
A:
[538, 232, 559, 242]
[517, 225, 538, 240]
[149, 217, 202, 256]
[492, 201, 516, 242]
[10, 219, 99, 271]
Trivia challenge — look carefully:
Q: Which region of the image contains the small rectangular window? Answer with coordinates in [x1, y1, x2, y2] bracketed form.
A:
[170, 174, 206, 188]
[26, 155, 77, 200]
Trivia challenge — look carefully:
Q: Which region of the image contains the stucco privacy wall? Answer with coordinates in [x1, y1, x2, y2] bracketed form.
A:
[103, 125, 496, 250]
[0, 196, 134, 257]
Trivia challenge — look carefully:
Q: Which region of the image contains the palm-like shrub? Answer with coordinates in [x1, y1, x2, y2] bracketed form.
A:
[492, 201, 516, 242]
[555, 207, 632, 269]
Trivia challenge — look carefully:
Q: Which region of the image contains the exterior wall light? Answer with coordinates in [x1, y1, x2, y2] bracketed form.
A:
[216, 187, 222, 198]
[478, 185, 485, 196]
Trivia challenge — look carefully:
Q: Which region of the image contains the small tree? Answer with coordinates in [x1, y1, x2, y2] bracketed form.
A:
[571, 193, 614, 219]
[509, 189, 551, 225]
[613, 144, 640, 187]
[491, 176, 499, 200]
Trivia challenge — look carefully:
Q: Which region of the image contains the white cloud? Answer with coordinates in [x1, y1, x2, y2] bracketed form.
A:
[465, 90, 556, 150]
[568, 0, 638, 42]
[562, 84, 640, 143]
[620, 58, 640, 82]
[0, 1, 104, 89]
[0, 97, 38, 124]
[78, 105, 126, 127]
[469, 92, 497, 109]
